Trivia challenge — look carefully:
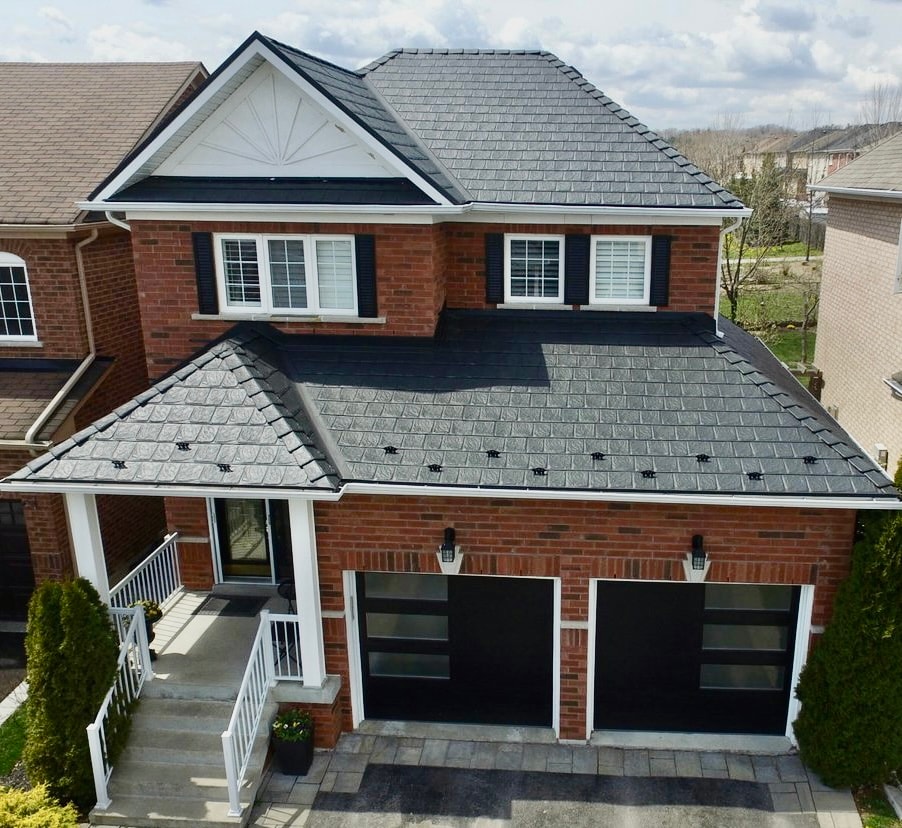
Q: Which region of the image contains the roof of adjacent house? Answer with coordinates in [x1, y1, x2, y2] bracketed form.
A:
[0, 62, 205, 224]
[93, 33, 745, 210]
[813, 130, 902, 193]
[7, 313, 896, 501]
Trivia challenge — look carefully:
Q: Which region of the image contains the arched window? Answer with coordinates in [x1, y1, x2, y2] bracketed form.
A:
[0, 252, 36, 340]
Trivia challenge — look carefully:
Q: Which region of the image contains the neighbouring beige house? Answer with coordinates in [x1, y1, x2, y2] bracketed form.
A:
[811, 132, 902, 474]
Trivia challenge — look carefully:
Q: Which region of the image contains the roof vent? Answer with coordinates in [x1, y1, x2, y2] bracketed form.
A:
[747, 471, 763, 481]
[532, 467, 547, 477]
[641, 469, 656, 479]
[112, 460, 126, 470]
[176, 441, 191, 452]
[591, 452, 605, 461]
[217, 463, 232, 473]
[696, 453, 711, 463]
[802, 455, 818, 465]
[486, 449, 501, 459]
[427, 463, 442, 473]
[383, 445, 398, 455]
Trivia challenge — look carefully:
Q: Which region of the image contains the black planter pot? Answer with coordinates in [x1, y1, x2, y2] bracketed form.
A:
[143, 617, 157, 661]
[272, 734, 314, 775]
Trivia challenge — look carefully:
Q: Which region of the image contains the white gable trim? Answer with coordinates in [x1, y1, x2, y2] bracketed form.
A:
[89, 40, 452, 207]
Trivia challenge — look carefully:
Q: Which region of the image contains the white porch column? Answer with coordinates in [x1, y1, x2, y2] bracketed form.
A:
[65, 492, 110, 603]
[288, 498, 326, 687]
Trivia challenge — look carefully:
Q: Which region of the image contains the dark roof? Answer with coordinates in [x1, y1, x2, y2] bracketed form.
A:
[361, 49, 744, 209]
[111, 177, 437, 205]
[8, 313, 896, 501]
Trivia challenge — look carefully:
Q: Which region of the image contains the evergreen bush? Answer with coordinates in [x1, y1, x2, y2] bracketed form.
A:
[793, 512, 902, 786]
[23, 578, 119, 810]
[0, 785, 80, 828]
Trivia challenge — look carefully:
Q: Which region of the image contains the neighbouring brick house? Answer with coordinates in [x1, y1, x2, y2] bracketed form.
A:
[0, 61, 207, 621]
[2, 30, 898, 798]
[811, 132, 902, 475]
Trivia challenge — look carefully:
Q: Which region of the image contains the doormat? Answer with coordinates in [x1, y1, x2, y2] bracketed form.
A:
[193, 595, 268, 618]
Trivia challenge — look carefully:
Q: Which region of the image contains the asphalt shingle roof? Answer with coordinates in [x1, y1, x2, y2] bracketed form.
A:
[0, 62, 204, 224]
[814, 130, 902, 193]
[9, 313, 896, 501]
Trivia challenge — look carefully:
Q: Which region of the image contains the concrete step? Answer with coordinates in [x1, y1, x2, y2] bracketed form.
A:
[90, 795, 244, 827]
[143, 679, 240, 702]
[131, 698, 235, 733]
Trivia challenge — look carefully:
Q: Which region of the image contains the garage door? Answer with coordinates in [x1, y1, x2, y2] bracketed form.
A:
[594, 581, 800, 735]
[0, 501, 35, 622]
[357, 572, 554, 727]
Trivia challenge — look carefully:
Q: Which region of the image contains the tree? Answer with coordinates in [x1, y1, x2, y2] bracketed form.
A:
[793, 511, 902, 787]
[720, 153, 794, 322]
[23, 578, 119, 810]
[860, 82, 902, 143]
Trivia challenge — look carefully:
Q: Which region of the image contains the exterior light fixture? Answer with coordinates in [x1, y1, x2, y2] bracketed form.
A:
[683, 533, 711, 583]
[436, 526, 464, 575]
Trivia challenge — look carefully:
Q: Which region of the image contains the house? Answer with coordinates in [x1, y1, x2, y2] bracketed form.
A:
[1, 32, 899, 825]
[0, 61, 207, 624]
[810, 132, 902, 474]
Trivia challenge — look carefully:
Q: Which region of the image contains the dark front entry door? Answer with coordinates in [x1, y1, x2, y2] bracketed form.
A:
[357, 573, 554, 727]
[0, 500, 35, 622]
[214, 499, 292, 581]
[595, 581, 800, 735]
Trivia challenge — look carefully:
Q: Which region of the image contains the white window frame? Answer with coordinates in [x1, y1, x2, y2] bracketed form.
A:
[213, 233, 358, 316]
[0, 252, 37, 341]
[504, 234, 565, 304]
[590, 235, 652, 306]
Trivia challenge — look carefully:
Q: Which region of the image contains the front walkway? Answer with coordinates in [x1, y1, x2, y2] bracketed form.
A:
[250, 733, 862, 828]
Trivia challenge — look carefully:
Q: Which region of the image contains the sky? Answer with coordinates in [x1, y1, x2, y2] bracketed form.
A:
[5, 0, 902, 131]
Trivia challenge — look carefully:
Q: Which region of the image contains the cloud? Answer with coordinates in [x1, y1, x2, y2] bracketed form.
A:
[830, 13, 872, 37]
[754, 1, 818, 32]
[39, 6, 76, 42]
[87, 24, 193, 61]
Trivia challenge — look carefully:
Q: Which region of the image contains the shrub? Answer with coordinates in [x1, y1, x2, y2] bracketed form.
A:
[23, 578, 119, 810]
[0, 784, 79, 827]
[794, 512, 902, 786]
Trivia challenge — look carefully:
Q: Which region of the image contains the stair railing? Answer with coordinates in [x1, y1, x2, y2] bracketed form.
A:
[109, 532, 182, 611]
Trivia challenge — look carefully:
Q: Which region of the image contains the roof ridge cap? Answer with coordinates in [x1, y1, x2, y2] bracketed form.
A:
[261, 33, 367, 78]
[362, 47, 553, 72]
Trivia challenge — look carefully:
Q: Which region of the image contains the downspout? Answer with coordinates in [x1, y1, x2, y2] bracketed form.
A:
[104, 211, 130, 232]
[22, 227, 100, 448]
[714, 216, 745, 337]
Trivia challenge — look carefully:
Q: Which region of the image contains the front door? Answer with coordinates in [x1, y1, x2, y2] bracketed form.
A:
[0, 500, 34, 621]
[594, 581, 800, 735]
[213, 499, 292, 581]
[356, 572, 554, 727]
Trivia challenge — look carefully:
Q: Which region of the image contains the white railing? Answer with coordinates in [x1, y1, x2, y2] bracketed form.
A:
[88, 606, 154, 811]
[222, 610, 303, 817]
[109, 532, 182, 611]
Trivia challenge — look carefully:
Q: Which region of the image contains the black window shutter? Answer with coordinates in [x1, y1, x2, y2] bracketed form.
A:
[192, 232, 218, 315]
[485, 233, 504, 303]
[355, 235, 377, 318]
[564, 234, 590, 305]
[649, 235, 672, 306]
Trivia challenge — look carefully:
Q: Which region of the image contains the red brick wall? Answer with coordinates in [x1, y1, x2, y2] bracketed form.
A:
[164, 496, 214, 589]
[312, 495, 856, 740]
[97, 494, 166, 581]
[442, 223, 720, 314]
[0, 237, 87, 358]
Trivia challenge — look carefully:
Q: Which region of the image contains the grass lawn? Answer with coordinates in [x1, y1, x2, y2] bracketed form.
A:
[855, 786, 902, 828]
[762, 327, 816, 367]
[728, 289, 809, 327]
[741, 241, 823, 259]
[0, 703, 26, 775]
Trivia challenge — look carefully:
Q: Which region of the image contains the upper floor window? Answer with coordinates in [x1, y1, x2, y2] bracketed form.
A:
[591, 236, 652, 305]
[0, 252, 36, 340]
[214, 234, 357, 315]
[504, 235, 564, 303]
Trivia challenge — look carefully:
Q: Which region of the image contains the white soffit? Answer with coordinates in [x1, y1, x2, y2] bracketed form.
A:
[155, 63, 397, 178]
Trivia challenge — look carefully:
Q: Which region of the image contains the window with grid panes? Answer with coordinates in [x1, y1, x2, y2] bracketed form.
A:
[504, 235, 563, 302]
[0, 253, 36, 339]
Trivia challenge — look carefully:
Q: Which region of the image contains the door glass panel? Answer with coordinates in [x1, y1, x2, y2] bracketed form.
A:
[703, 624, 788, 651]
[368, 652, 450, 679]
[215, 499, 271, 579]
[365, 573, 448, 601]
[705, 584, 793, 611]
[367, 612, 449, 641]
[700, 663, 785, 690]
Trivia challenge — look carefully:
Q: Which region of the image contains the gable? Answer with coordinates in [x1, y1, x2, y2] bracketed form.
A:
[154, 63, 397, 178]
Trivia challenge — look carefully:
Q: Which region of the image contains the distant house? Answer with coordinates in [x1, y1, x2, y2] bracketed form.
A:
[0, 62, 206, 624]
[811, 132, 902, 473]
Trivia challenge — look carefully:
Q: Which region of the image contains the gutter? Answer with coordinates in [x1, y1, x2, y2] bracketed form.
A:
[807, 184, 902, 201]
[714, 215, 745, 337]
[22, 228, 100, 448]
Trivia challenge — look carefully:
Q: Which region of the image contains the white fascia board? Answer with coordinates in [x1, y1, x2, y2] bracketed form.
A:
[89, 41, 451, 208]
[808, 184, 902, 201]
[3, 477, 899, 510]
[462, 203, 752, 223]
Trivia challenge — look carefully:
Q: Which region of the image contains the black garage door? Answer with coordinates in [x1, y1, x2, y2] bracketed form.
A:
[595, 581, 800, 735]
[357, 572, 554, 727]
[0, 501, 35, 622]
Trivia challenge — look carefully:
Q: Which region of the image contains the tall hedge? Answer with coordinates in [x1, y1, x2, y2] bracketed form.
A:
[793, 511, 902, 786]
[23, 578, 119, 810]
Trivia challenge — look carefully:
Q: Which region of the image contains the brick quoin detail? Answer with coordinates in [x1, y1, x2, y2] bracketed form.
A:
[312, 495, 856, 741]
